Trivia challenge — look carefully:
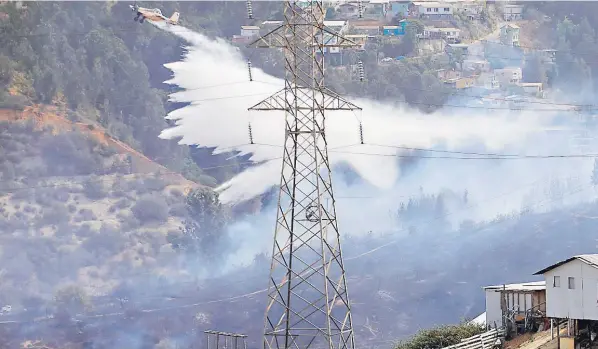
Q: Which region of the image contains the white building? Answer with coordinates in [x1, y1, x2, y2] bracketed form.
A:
[420, 27, 461, 42]
[534, 254, 598, 320]
[415, 2, 454, 19]
[476, 72, 500, 90]
[494, 67, 522, 86]
[518, 82, 543, 97]
[484, 281, 546, 329]
[261, 20, 283, 30]
[503, 4, 523, 21]
[463, 59, 491, 72]
[240, 25, 260, 37]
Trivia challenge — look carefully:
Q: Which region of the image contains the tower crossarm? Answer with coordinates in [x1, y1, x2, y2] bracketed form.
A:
[248, 87, 362, 111]
[248, 25, 361, 49]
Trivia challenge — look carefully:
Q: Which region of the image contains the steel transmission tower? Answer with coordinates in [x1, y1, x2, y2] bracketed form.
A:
[247, 2, 362, 349]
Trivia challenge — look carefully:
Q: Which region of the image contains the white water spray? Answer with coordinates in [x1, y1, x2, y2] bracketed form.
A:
[155, 22, 595, 235]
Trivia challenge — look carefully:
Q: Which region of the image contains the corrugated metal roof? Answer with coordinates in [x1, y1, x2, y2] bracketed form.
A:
[484, 281, 546, 292]
[324, 20, 347, 27]
[534, 254, 598, 275]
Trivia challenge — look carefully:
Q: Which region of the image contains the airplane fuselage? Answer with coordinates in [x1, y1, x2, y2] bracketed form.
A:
[130, 5, 178, 25]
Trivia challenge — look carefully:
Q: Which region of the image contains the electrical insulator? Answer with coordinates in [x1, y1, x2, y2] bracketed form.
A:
[358, 0, 363, 18]
[247, 60, 253, 82]
[246, 0, 253, 19]
[359, 122, 364, 144]
[248, 122, 254, 144]
[358, 60, 364, 82]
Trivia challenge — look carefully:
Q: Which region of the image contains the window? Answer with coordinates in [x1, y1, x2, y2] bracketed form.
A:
[426, 8, 431, 12]
[434, 8, 439, 12]
[444, 7, 450, 11]
[553, 276, 560, 287]
[569, 277, 575, 289]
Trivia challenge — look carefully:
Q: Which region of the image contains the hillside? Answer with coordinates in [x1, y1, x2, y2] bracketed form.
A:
[0, 113, 201, 298]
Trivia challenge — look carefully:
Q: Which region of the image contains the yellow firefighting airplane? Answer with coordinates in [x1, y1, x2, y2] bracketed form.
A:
[130, 3, 180, 25]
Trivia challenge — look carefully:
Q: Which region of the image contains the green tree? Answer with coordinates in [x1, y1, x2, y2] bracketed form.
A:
[395, 323, 485, 349]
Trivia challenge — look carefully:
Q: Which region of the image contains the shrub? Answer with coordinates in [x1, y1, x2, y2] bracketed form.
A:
[395, 323, 485, 349]
[143, 177, 166, 192]
[74, 224, 93, 239]
[39, 204, 69, 226]
[76, 208, 97, 222]
[131, 196, 169, 224]
[119, 213, 140, 230]
[169, 188, 183, 198]
[83, 178, 106, 200]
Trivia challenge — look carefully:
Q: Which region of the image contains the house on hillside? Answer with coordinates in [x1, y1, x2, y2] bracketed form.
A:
[444, 76, 475, 89]
[476, 72, 500, 90]
[240, 25, 260, 38]
[336, 2, 361, 18]
[494, 67, 522, 86]
[541, 49, 557, 64]
[389, 0, 411, 18]
[518, 82, 543, 98]
[534, 254, 598, 346]
[437, 68, 462, 81]
[534, 255, 598, 321]
[382, 20, 407, 36]
[463, 59, 491, 72]
[446, 43, 469, 56]
[350, 19, 384, 35]
[500, 23, 520, 47]
[455, 0, 485, 16]
[414, 1, 454, 20]
[420, 27, 460, 42]
[502, 4, 523, 21]
[483, 281, 546, 330]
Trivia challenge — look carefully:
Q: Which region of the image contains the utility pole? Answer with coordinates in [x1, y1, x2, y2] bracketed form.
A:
[247, 2, 362, 349]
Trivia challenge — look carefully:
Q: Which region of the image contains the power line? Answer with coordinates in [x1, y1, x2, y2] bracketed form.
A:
[2, 142, 598, 193]
[254, 142, 598, 159]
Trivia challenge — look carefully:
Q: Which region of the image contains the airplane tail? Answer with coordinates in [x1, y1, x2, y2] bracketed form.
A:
[169, 12, 180, 24]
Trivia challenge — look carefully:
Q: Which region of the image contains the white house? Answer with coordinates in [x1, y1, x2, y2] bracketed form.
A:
[484, 281, 546, 329]
[415, 2, 454, 19]
[494, 67, 522, 86]
[240, 25, 260, 38]
[420, 27, 461, 42]
[503, 4, 523, 21]
[463, 59, 491, 72]
[476, 72, 500, 90]
[518, 82, 543, 98]
[534, 254, 598, 320]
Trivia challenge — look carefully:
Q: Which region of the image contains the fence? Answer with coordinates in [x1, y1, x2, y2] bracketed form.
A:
[441, 328, 505, 349]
